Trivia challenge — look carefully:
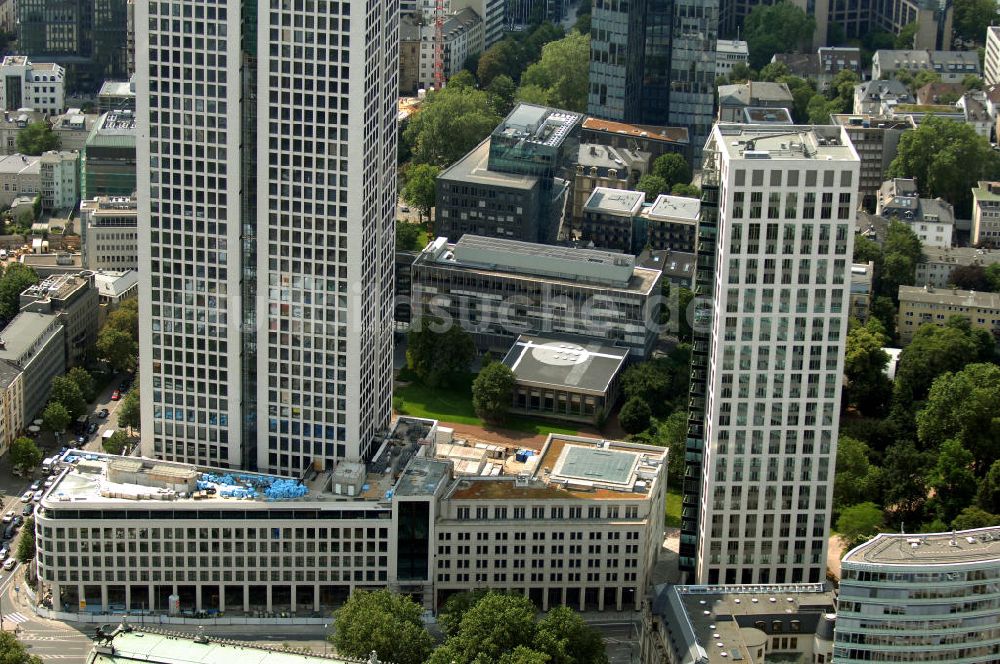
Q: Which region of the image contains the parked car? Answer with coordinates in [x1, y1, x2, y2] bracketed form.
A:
[29, 481, 40, 491]
[32, 490, 43, 502]
[87, 422, 98, 435]
[3, 558, 15, 570]
[1, 511, 12, 524]
[98, 408, 109, 419]
[0, 547, 8, 561]
[43, 478, 54, 489]
[75, 435, 86, 447]
[13, 516, 23, 527]
[111, 390, 121, 401]
[21, 504, 33, 517]
[19, 491, 32, 503]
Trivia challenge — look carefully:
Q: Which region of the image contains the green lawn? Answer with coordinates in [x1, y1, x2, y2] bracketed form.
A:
[664, 490, 682, 528]
[394, 376, 581, 437]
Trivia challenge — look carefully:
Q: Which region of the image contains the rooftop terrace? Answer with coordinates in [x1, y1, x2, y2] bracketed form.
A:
[842, 527, 1000, 566]
[492, 103, 582, 148]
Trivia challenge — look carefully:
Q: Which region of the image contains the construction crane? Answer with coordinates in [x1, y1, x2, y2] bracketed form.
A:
[433, 0, 444, 90]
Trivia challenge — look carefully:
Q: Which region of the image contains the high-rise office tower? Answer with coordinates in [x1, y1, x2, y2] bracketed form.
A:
[688, 124, 859, 585]
[586, 0, 717, 160]
[137, 0, 398, 473]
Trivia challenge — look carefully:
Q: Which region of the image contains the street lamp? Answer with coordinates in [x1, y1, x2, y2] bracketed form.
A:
[323, 624, 329, 656]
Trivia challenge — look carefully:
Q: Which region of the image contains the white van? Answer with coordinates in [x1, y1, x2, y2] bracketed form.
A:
[41, 456, 55, 474]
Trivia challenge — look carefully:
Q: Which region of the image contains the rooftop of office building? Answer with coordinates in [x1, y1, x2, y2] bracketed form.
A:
[21, 273, 89, 302]
[651, 583, 836, 664]
[714, 124, 857, 162]
[438, 138, 538, 190]
[87, 110, 137, 148]
[581, 117, 689, 144]
[0, 153, 41, 174]
[639, 249, 695, 283]
[643, 193, 700, 223]
[502, 334, 628, 395]
[94, 270, 138, 299]
[830, 113, 916, 130]
[87, 624, 367, 664]
[842, 527, 1000, 566]
[417, 235, 659, 292]
[42, 417, 443, 509]
[491, 103, 582, 148]
[583, 187, 644, 217]
[0, 311, 61, 366]
[81, 195, 138, 216]
[444, 434, 666, 501]
[98, 79, 135, 98]
[576, 143, 645, 171]
[918, 245, 1000, 266]
[898, 284, 1000, 308]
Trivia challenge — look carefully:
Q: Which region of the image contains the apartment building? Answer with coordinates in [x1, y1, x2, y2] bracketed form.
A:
[79, 196, 138, 271]
[716, 40, 749, 78]
[580, 118, 689, 166]
[137, 0, 398, 472]
[35, 421, 667, 616]
[832, 115, 915, 211]
[50, 109, 98, 152]
[0, 361, 22, 459]
[98, 78, 135, 113]
[876, 178, 954, 248]
[410, 235, 662, 358]
[638, 194, 700, 254]
[641, 583, 837, 664]
[39, 150, 79, 211]
[399, 9, 483, 93]
[690, 125, 859, 586]
[915, 246, 1000, 288]
[0, 311, 65, 421]
[834, 527, 1000, 663]
[897, 285, 1000, 343]
[19, 273, 99, 368]
[0, 153, 41, 207]
[987, 26, 1000, 87]
[0, 56, 65, 115]
[873, 49, 979, 83]
[973, 181, 1000, 246]
[0, 109, 43, 155]
[772, 47, 861, 92]
[580, 187, 645, 253]
[717, 82, 794, 123]
[853, 80, 911, 116]
[568, 143, 647, 227]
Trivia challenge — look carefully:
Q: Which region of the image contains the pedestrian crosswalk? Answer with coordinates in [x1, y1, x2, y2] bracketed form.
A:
[2, 611, 29, 624]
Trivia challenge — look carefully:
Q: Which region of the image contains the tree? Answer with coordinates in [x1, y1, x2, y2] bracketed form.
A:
[651, 153, 691, 190]
[977, 459, 1000, 513]
[744, 1, 816, 69]
[0, 631, 43, 664]
[438, 590, 489, 637]
[0, 263, 39, 322]
[988, 263, 1000, 291]
[928, 438, 979, 522]
[725, 63, 756, 83]
[16, 121, 59, 156]
[620, 346, 691, 417]
[118, 388, 140, 433]
[619, 397, 651, 435]
[42, 400, 71, 434]
[834, 436, 882, 513]
[96, 327, 138, 373]
[677, 287, 694, 341]
[781, 75, 818, 122]
[48, 375, 86, 419]
[953, 0, 997, 43]
[404, 86, 502, 167]
[406, 320, 476, 387]
[477, 39, 525, 86]
[396, 221, 425, 252]
[962, 74, 985, 90]
[880, 441, 932, 522]
[402, 163, 440, 223]
[869, 296, 898, 341]
[916, 362, 1000, 473]
[758, 62, 790, 82]
[636, 174, 666, 201]
[9, 437, 42, 472]
[105, 298, 139, 340]
[448, 69, 477, 90]
[887, 115, 1000, 218]
[442, 592, 538, 663]
[949, 264, 990, 290]
[671, 183, 700, 198]
[102, 430, 128, 455]
[844, 319, 892, 415]
[487, 74, 518, 116]
[472, 361, 517, 423]
[911, 69, 941, 90]
[66, 366, 96, 402]
[836, 502, 885, 549]
[16, 516, 34, 563]
[894, 22, 920, 49]
[893, 324, 980, 405]
[534, 605, 608, 664]
[516, 32, 590, 112]
[632, 410, 687, 487]
[330, 589, 433, 664]
[952, 506, 999, 530]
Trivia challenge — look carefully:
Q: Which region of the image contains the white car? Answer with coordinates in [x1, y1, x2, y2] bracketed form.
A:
[19, 491, 32, 503]
[0, 548, 7, 561]
[29, 481, 40, 491]
[32, 490, 43, 502]
[1, 511, 12, 524]
[43, 479, 54, 489]
[2, 558, 14, 571]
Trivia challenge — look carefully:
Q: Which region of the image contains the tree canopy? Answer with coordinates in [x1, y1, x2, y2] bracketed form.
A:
[16, 122, 59, 156]
[0, 631, 43, 664]
[893, 321, 984, 405]
[834, 436, 883, 515]
[744, 1, 816, 69]
[844, 319, 892, 416]
[472, 361, 517, 423]
[16, 516, 35, 563]
[620, 345, 691, 417]
[118, 388, 141, 433]
[619, 397, 651, 435]
[887, 116, 1000, 218]
[928, 438, 979, 522]
[401, 164, 440, 223]
[635, 174, 666, 201]
[406, 319, 476, 387]
[97, 327, 138, 373]
[48, 375, 86, 419]
[42, 400, 71, 434]
[516, 31, 590, 112]
[9, 437, 42, 472]
[403, 86, 502, 167]
[103, 430, 128, 455]
[330, 589, 433, 664]
[66, 366, 96, 402]
[651, 153, 692, 190]
[953, 0, 997, 43]
[0, 263, 39, 323]
[836, 502, 885, 549]
[396, 222, 425, 252]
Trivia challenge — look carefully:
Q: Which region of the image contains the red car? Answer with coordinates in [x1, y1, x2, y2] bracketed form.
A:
[111, 390, 121, 401]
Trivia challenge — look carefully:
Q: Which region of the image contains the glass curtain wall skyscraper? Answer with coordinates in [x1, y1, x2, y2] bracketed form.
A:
[587, 0, 717, 160]
[137, 0, 398, 474]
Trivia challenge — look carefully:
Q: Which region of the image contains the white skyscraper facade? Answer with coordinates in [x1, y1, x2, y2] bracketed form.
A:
[694, 124, 859, 585]
[137, 0, 397, 473]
